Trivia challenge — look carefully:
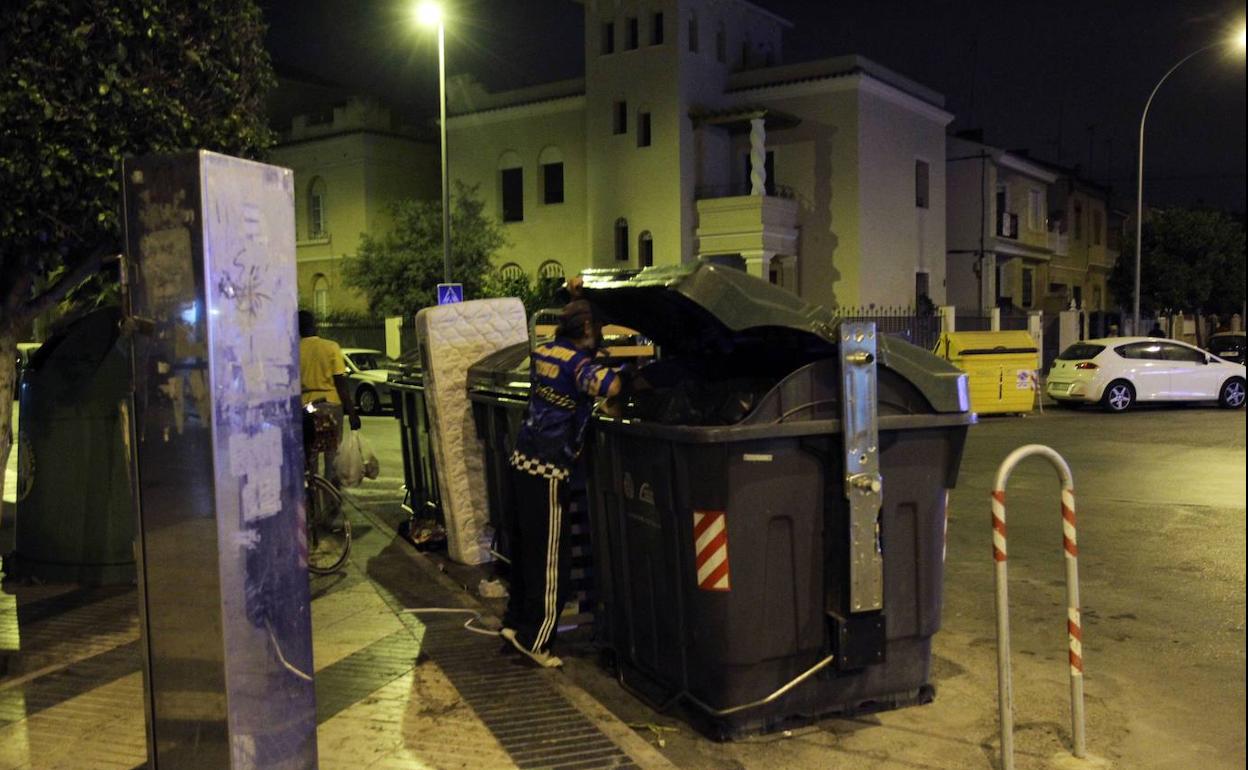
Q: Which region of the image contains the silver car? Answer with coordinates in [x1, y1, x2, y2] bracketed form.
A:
[341, 348, 398, 414]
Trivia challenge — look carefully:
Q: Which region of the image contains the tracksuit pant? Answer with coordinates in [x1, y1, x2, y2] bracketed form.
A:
[504, 467, 573, 654]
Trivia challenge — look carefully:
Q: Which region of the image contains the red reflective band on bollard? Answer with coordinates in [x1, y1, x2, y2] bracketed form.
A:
[1061, 488, 1078, 557]
[694, 510, 731, 591]
[991, 490, 1007, 562]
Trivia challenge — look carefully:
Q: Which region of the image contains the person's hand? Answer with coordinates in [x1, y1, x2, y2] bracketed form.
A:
[349, 413, 362, 431]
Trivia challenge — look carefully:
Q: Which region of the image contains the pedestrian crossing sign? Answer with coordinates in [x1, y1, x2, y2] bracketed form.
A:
[437, 283, 463, 305]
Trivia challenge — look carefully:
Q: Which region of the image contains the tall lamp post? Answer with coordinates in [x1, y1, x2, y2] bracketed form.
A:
[1133, 24, 1246, 334]
[416, 1, 451, 285]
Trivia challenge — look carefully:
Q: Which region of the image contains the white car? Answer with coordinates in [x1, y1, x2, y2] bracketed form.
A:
[341, 348, 398, 415]
[1046, 337, 1247, 412]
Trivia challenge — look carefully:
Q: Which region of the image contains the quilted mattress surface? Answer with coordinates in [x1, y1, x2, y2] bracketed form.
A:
[415, 298, 527, 564]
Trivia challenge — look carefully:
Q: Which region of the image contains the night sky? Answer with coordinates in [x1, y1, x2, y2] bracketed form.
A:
[260, 0, 1246, 212]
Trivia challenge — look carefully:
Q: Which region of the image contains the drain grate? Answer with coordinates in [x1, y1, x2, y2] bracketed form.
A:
[409, 615, 639, 769]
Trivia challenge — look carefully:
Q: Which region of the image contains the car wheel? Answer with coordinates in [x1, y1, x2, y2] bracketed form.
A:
[1219, 377, 1246, 409]
[1101, 380, 1135, 413]
[356, 385, 380, 415]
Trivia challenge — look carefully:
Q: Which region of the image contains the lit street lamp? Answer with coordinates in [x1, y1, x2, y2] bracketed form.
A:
[416, 0, 451, 286]
[1133, 23, 1246, 334]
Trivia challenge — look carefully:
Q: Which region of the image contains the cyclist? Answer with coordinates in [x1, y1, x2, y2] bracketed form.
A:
[298, 310, 361, 484]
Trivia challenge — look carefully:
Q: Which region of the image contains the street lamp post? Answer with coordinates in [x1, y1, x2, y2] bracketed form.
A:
[1133, 25, 1246, 334]
[417, 1, 451, 286]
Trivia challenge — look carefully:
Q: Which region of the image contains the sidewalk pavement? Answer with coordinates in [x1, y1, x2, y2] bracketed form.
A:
[0, 491, 674, 770]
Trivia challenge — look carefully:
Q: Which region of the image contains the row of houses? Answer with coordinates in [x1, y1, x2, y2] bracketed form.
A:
[268, 0, 1122, 321]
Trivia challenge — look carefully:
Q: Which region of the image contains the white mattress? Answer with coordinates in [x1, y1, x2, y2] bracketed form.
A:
[415, 298, 528, 564]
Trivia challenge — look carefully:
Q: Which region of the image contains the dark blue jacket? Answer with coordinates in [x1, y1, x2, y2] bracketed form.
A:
[510, 338, 618, 480]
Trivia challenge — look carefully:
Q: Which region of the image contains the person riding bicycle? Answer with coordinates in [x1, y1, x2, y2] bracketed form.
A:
[299, 310, 361, 484]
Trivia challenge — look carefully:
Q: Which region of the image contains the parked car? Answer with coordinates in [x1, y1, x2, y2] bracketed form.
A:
[1207, 331, 1246, 365]
[342, 348, 398, 415]
[1046, 337, 1246, 412]
[13, 342, 41, 401]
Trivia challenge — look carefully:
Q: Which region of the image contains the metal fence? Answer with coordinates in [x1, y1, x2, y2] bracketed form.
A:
[831, 306, 941, 352]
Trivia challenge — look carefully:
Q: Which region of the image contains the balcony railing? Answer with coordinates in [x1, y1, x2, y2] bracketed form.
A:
[997, 211, 1019, 239]
[695, 182, 795, 200]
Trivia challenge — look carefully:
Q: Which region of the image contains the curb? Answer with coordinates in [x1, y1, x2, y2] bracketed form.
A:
[352, 501, 680, 770]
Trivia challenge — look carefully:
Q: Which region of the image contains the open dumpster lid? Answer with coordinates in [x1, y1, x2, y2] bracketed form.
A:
[580, 263, 839, 352]
[579, 263, 969, 414]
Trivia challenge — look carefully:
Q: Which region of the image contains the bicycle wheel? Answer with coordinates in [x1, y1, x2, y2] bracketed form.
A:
[306, 474, 351, 574]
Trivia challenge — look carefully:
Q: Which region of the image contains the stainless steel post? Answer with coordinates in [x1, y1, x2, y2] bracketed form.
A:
[991, 443, 1086, 770]
[122, 151, 316, 768]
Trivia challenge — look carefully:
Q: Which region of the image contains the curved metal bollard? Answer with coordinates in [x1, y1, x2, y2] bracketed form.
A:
[991, 444, 1086, 770]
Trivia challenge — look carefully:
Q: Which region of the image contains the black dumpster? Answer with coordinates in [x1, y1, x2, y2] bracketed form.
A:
[389, 362, 442, 522]
[580, 264, 973, 739]
[10, 307, 136, 584]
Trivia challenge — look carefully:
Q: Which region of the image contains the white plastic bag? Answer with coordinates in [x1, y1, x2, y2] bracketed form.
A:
[359, 432, 380, 480]
[334, 431, 365, 487]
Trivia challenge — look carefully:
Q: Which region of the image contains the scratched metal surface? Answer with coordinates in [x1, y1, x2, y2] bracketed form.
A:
[122, 151, 315, 768]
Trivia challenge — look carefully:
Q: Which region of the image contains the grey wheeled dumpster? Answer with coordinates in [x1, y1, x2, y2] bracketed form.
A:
[389, 364, 442, 521]
[11, 307, 135, 584]
[580, 264, 973, 739]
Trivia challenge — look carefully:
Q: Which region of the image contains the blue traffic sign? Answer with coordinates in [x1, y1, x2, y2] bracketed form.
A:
[437, 283, 464, 305]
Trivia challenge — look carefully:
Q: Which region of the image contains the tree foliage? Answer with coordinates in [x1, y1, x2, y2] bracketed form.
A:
[480, 270, 565, 317]
[343, 182, 508, 315]
[0, 0, 276, 499]
[1109, 208, 1246, 316]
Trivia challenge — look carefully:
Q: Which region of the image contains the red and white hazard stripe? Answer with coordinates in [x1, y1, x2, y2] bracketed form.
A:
[991, 489, 1007, 562]
[693, 510, 730, 591]
[1061, 486, 1083, 676]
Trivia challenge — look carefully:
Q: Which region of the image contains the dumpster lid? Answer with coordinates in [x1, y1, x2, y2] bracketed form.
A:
[580, 263, 970, 413]
[939, 330, 1038, 357]
[467, 341, 531, 398]
[580, 263, 839, 354]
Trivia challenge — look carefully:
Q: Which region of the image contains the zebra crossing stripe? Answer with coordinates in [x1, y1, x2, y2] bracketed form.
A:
[693, 511, 730, 591]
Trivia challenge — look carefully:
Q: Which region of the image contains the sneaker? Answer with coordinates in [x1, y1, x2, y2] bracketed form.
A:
[500, 628, 563, 668]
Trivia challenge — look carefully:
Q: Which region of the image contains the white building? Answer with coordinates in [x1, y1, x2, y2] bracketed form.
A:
[268, 93, 438, 315]
[447, 0, 953, 310]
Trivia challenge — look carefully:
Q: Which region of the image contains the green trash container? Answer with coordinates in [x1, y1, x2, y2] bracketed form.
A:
[580, 264, 973, 739]
[10, 307, 135, 585]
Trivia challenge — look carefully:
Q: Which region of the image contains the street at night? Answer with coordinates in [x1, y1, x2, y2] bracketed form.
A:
[2, 1, 1245, 768]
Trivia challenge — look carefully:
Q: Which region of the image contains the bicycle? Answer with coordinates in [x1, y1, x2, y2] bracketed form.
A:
[303, 403, 352, 574]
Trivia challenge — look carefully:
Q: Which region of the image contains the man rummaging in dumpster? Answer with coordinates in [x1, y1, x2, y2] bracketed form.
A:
[501, 284, 630, 668]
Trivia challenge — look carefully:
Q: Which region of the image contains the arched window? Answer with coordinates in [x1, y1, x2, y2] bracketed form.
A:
[499, 263, 525, 281]
[538, 260, 565, 280]
[638, 231, 654, 267]
[498, 151, 524, 222]
[308, 177, 327, 238]
[312, 274, 329, 318]
[614, 218, 629, 262]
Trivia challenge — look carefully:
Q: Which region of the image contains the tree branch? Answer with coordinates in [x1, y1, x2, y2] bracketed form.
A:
[7, 247, 115, 327]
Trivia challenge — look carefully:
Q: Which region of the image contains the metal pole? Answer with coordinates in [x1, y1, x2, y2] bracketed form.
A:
[990, 486, 1014, 770]
[1134, 43, 1220, 334]
[437, 21, 451, 285]
[991, 444, 1086, 770]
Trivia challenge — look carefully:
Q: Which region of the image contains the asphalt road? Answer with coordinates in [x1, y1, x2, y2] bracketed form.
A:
[353, 402, 1246, 770]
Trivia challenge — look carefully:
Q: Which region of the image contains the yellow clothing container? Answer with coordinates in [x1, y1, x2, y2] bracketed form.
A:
[935, 331, 1039, 414]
